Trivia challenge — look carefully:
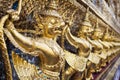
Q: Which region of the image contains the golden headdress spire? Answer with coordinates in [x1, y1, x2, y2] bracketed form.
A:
[47, 0, 59, 10]
[78, 7, 93, 37]
[92, 18, 103, 39]
[79, 7, 93, 33]
[81, 7, 92, 27]
[40, 0, 61, 18]
[103, 27, 109, 40]
[94, 18, 101, 32]
[105, 27, 109, 35]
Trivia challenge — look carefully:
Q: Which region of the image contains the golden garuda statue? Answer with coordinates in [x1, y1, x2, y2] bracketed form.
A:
[0, 0, 120, 80]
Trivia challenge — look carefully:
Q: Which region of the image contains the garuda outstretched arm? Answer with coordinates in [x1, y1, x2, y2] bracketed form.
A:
[0, 0, 22, 80]
[0, 15, 12, 80]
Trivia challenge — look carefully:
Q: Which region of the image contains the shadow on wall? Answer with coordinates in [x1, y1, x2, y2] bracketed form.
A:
[113, 65, 120, 80]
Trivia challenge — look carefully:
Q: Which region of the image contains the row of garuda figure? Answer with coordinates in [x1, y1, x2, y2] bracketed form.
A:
[0, 0, 120, 80]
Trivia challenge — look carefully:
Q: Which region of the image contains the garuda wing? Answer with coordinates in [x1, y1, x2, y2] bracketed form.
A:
[12, 51, 39, 80]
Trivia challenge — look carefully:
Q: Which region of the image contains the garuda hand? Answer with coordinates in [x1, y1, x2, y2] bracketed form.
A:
[7, 9, 20, 21]
[0, 15, 9, 31]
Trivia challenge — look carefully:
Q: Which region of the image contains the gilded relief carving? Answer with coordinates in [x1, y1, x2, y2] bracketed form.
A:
[0, 0, 120, 80]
